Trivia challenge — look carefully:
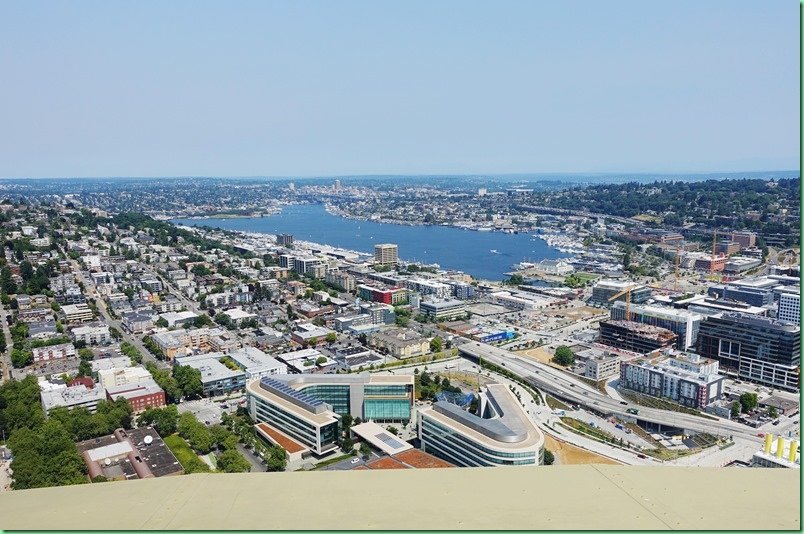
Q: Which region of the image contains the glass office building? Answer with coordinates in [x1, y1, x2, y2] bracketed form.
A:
[248, 374, 415, 452]
[418, 383, 544, 467]
[247, 378, 341, 456]
[697, 312, 800, 391]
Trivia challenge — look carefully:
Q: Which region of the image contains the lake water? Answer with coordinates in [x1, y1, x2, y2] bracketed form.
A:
[172, 204, 566, 281]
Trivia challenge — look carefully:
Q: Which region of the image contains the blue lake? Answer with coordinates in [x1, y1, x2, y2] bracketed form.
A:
[172, 204, 566, 281]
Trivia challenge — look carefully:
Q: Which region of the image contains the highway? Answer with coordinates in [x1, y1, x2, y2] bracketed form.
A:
[459, 342, 763, 443]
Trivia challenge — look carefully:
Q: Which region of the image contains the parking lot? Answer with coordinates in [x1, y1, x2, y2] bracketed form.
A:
[177, 396, 243, 425]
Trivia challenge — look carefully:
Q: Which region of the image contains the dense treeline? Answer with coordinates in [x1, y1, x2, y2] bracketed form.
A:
[111, 212, 254, 258]
[533, 178, 799, 240]
[0, 376, 133, 489]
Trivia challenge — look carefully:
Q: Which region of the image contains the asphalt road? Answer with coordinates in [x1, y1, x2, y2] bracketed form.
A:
[459, 342, 763, 442]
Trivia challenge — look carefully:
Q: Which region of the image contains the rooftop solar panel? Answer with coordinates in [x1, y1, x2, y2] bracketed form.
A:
[260, 377, 327, 413]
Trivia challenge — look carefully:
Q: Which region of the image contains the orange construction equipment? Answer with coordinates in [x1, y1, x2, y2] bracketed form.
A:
[608, 287, 632, 321]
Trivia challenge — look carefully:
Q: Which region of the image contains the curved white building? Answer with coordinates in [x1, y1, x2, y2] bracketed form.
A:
[417, 383, 545, 466]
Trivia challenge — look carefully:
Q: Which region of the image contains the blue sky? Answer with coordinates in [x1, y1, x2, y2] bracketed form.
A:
[0, 0, 799, 178]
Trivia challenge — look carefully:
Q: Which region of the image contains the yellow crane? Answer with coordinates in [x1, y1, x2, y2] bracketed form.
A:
[608, 286, 632, 321]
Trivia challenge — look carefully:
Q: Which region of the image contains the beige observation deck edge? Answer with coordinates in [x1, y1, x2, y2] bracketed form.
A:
[0, 465, 798, 530]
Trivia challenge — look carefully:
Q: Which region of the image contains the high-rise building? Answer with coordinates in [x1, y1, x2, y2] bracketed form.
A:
[696, 312, 800, 391]
[288, 182, 295, 191]
[374, 243, 399, 266]
[334, 179, 342, 191]
[277, 233, 294, 246]
[778, 293, 800, 325]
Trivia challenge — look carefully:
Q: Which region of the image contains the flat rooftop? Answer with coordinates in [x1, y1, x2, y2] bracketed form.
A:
[0, 467, 797, 530]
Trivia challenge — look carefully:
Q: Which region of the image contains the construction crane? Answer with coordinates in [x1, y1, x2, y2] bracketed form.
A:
[608, 286, 632, 321]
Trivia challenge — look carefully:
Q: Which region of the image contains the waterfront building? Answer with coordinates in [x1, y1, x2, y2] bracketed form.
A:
[696, 313, 800, 391]
[417, 383, 544, 467]
[374, 243, 399, 266]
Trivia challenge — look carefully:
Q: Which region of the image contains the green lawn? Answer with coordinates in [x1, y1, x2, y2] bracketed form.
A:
[312, 453, 354, 470]
[164, 434, 211, 473]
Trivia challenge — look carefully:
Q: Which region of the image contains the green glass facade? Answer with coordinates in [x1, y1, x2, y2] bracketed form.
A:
[363, 398, 411, 421]
[364, 384, 412, 422]
[298, 384, 351, 415]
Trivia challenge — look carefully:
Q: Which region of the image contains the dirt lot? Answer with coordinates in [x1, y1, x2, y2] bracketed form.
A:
[544, 435, 620, 466]
[518, 347, 554, 364]
[542, 306, 606, 322]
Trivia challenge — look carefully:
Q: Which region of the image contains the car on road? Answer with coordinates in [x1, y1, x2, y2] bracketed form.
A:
[757, 433, 764, 437]
[350, 458, 360, 464]
[619, 401, 628, 405]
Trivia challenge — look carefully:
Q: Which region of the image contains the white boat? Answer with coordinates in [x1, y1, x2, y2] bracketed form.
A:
[490, 249, 499, 254]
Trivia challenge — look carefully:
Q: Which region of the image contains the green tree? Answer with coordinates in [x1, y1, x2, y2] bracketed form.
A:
[325, 332, 337, 344]
[173, 365, 204, 399]
[155, 317, 169, 328]
[429, 337, 443, 353]
[739, 393, 758, 413]
[77, 359, 92, 378]
[768, 406, 779, 419]
[730, 401, 741, 418]
[504, 274, 524, 286]
[543, 449, 555, 465]
[359, 442, 371, 459]
[137, 405, 179, 435]
[341, 434, 354, 454]
[265, 445, 287, 472]
[217, 449, 251, 473]
[552, 345, 575, 366]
